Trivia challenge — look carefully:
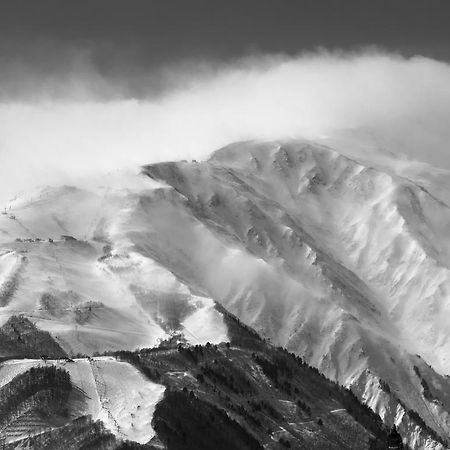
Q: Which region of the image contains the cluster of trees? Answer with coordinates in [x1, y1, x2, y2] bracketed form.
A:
[110, 328, 393, 448]
[0, 315, 67, 358]
[0, 266, 18, 307]
[199, 361, 252, 396]
[251, 345, 396, 447]
[248, 398, 281, 420]
[334, 386, 387, 443]
[152, 390, 262, 450]
[214, 303, 263, 350]
[10, 416, 116, 450]
[6, 414, 153, 450]
[296, 398, 311, 416]
[252, 353, 297, 395]
[177, 344, 206, 364]
[108, 308, 421, 449]
[0, 366, 71, 430]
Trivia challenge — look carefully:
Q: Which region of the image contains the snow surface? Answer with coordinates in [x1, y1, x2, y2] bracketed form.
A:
[0, 170, 228, 355]
[181, 296, 228, 344]
[0, 357, 165, 444]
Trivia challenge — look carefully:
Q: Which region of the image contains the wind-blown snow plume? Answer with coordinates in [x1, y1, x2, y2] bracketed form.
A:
[1, 51, 450, 205]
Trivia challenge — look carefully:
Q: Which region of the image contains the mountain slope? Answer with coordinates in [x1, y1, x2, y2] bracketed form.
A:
[1, 313, 391, 449]
[142, 141, 450, 449]
[111, 308, 391, 449]
[0, 173, 228, 356]
[1, 140, 450, 448]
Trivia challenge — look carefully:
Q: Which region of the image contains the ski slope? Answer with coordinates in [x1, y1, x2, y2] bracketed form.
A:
[0, 170, 228, 355]
[0, 357, 165, 444]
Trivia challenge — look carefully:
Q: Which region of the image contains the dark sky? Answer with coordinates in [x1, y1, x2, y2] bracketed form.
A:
[1, 0, 449, 99]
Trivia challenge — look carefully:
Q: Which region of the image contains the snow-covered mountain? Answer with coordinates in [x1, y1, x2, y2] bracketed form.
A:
[0, 172, 227, 356]
[1, 140, 450, 448]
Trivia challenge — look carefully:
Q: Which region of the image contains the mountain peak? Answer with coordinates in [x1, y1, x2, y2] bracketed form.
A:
[1, 140, 450, 448]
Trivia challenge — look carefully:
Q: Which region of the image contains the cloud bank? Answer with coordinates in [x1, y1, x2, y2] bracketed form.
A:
[1, 51, 450, 204]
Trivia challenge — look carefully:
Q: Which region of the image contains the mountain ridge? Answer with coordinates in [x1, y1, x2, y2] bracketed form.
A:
[1, 139, 450, 448]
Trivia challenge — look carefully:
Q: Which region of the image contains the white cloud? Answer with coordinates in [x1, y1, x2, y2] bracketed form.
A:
[1, 51, 450, 204]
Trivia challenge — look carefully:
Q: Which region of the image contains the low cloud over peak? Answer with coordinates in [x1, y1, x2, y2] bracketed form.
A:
[1, 50, 450, 204]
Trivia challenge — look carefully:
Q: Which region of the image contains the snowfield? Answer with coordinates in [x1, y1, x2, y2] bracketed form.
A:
[0, 357, 165, 444]
[0, 170, 228, 355]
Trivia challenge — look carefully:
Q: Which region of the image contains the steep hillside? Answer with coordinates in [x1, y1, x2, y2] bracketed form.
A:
[115, 310, 391, 450]
[0, 365, 72, 446]
[142, 141, 450, 449]
[0, 316, 393, 449]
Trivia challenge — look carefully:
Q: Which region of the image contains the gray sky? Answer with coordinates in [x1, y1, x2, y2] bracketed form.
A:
[1, 0, 450, 100]
[1, 1, 450, 204]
